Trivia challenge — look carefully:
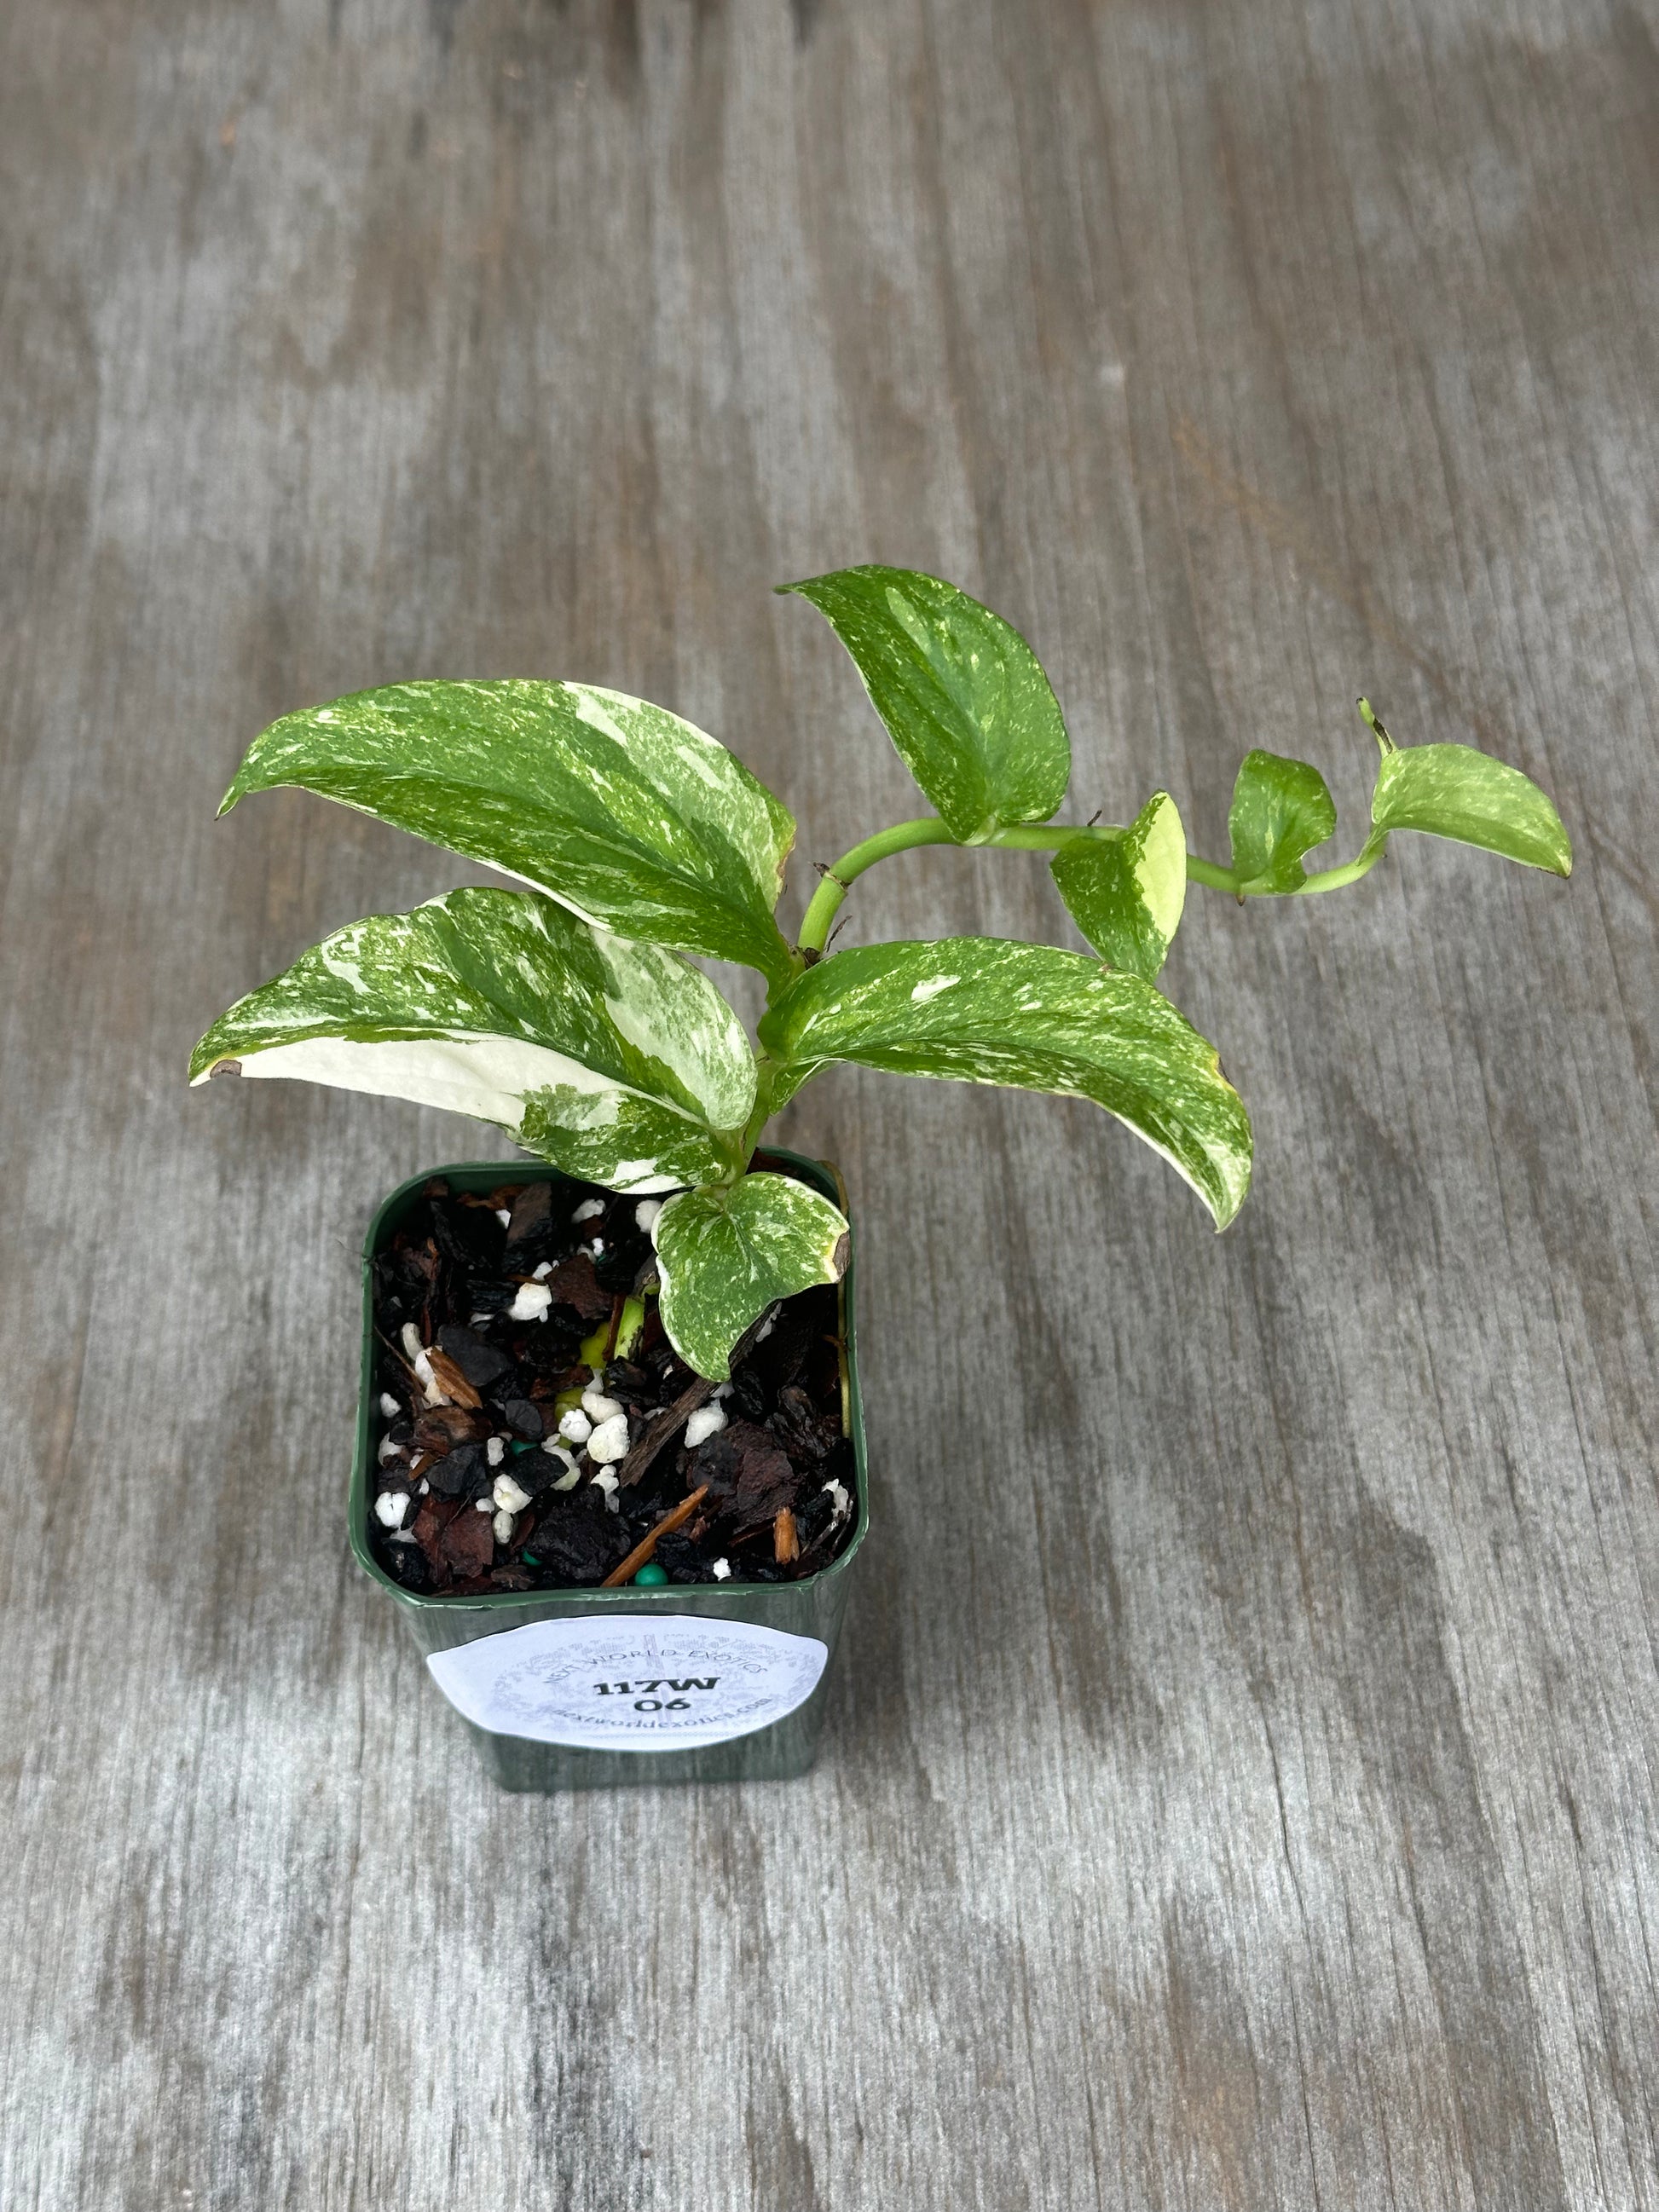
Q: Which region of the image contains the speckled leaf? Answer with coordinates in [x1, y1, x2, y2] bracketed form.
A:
[760, 938, 1251, 1228]
[779, 566, 1070, 844]
[189, 888, 754, 1192]
[651, 1175, 852, 1380]
[1050, 791, 1188, 980]
[1369, 733, 1572, 876]
[1227, 751, 1338, 892]
[220, 680, 798, 987]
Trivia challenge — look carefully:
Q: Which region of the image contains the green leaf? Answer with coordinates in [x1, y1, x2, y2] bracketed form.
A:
[1050, 791, 1187, 980]
[760, 938, 1251, 1228]
[220, 680, 799, 987]
[1227, 750, 1338, 891]
[651, 1174, 851, 1380]
[1367, 727, 1571, 878]
[779, 565, 1070, 844]
[189, 888, 755, 1191]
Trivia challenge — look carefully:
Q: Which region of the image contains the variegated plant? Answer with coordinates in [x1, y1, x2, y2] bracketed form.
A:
[192, 565, 1570, 1377]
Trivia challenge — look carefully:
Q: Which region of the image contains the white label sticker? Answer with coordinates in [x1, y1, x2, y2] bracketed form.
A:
[425, 1614, 830, 1751]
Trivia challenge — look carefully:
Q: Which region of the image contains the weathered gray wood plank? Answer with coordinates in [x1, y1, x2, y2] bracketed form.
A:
[2, 1, 1656, 2206]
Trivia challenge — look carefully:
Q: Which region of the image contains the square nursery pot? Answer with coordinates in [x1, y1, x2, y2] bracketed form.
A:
[349, 1151, 869, 1793]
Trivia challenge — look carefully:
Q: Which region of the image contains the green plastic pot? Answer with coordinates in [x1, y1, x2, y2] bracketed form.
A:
[350, 1151, 869, 1792]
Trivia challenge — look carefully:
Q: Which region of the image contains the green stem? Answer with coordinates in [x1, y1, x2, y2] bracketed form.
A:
[1285, 828, 1390, 895]
[1185, 856, 1241, 891]
[796, 817, 958, 955]
[983, 823, 1244, 890]
[794, 815, 1391, 958]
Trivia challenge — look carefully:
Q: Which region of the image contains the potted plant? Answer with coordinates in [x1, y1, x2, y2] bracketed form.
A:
[192, 564, 1570, 1792]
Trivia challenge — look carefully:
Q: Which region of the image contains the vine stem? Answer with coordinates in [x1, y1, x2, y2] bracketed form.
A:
[793, 816, 1391, 956]
[795, 818, 958, 954]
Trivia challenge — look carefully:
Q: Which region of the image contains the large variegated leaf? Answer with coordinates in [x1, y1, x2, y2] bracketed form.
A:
[220, 680, 798, 987]
[780, 565, 1070, 844]
[759, 937, 1251, 1227]
[1367, 718, 1571, 877]
[652, 1174, 851, 1380]
[1050, 791, 1187, 980]
[189, 888, 755, 1192]
[1227, 750, 1338, 892]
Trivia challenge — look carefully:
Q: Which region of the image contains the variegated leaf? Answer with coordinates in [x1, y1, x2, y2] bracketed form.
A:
[1365, 711, 1571, 876]
[779, 565, 1070, 844]
[652, 1174, 851, 1380]
[1227, 750, 1338, 892]
[759, 937, 1251, 1227]
[189, 888, 755, 1192]
[1049, 791, 1187, 980]
[220, 680, 799, 987]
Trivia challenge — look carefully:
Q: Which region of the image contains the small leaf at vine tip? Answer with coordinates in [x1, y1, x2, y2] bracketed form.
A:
[758, 936, 1251, 1229]
[651, 1175, 852, 1380]
[1226, 749, 1338, 892]
[1049, 790, 1187, 980]
[1368, 737, 1572, 877]
[218, 679, 799, 986]
[777, 564, 1071, 845]
[188, 887, 756, 1192]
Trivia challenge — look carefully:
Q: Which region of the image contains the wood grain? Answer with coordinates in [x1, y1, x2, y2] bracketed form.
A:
[3, 1, 1656, 2205]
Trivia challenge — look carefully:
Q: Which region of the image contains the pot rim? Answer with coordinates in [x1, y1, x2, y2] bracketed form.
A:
[348, 1148, 870, 1612]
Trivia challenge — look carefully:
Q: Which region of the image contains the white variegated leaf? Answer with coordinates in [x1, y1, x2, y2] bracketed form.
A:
[1050, 791, 1187, 979]
[1368, 733, 1572, 876]
[759, 936, 1251, 1227]
[220, 679, 799, 987]
[189, 888, 755, 1192]
[1228, 751, 1338, 892]
[652, 1174, 851, 1380]
[780, 566, 1070, 844]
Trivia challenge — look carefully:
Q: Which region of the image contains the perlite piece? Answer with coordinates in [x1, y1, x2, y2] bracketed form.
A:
[685, 1403, 728, 1448]
[586, 1414, 631, 1464]
[507, 1281, 552, 1323]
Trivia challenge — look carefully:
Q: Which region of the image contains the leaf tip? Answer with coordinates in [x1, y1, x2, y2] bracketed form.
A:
[1207, 1162, 1251, 1234]
[188, 1046, 240, 1087]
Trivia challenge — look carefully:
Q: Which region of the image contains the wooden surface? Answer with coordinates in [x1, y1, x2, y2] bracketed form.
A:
[3, 2, 1656, 2205]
